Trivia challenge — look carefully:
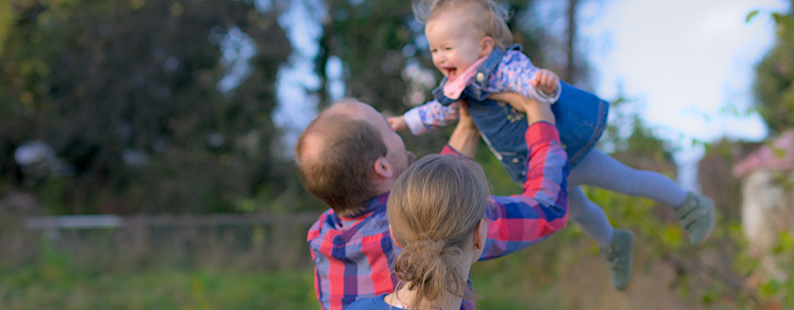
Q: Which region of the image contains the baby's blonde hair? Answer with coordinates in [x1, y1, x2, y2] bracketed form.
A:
[413, 0, 513, 49]
[387, 154, 491, 310]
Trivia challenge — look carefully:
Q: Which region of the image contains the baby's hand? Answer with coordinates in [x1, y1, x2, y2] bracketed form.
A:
[387, 116, 408, 132]
[531, 69, 560, 95]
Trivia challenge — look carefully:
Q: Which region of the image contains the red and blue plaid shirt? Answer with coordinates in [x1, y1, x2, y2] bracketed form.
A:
[307, 122, 569, 310]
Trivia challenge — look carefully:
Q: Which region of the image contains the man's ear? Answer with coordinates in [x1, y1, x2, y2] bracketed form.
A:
[373, 157, 394, 179]
[479, 36, 495, 58]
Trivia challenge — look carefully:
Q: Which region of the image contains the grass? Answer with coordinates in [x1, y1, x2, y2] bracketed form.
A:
[0, 228, 748, 310]
[0, 232, 575, 310]
[0, 265, 316, 310]
[0, 262, 552, 310]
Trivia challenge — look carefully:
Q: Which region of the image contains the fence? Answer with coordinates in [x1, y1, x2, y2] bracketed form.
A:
[1, 213, 320, 271]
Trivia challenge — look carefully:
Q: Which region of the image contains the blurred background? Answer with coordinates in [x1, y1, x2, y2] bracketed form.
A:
[1, 0, 793, 309]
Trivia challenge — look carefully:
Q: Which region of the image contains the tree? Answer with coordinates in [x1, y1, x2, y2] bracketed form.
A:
[0, 0, 295, 214]
[753, 0, 794, 134]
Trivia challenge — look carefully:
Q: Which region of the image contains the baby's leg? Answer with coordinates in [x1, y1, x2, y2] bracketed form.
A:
[568, 184, 615, 247]
[569, 169, 637, 290]
[571, 149, 688, 208]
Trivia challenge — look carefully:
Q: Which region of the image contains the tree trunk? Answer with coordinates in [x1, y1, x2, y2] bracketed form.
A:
[566, 0, 578, 83]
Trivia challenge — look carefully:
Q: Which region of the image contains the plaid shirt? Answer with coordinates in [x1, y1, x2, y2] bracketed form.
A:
[307, 122, 569, 310]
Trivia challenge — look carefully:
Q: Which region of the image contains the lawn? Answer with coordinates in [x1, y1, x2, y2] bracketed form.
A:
[0, 265, 317, 310]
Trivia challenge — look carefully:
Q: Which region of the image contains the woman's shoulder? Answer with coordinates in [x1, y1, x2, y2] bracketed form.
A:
[347, 294, 393, 310]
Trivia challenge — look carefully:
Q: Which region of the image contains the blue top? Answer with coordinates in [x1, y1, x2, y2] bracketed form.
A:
[346, 294, 395, 310]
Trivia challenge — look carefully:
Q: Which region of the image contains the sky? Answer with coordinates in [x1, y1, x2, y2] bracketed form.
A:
[577, 0, 789, 190]
[269, 0, 789, 190]
[582, 0, 786, 142]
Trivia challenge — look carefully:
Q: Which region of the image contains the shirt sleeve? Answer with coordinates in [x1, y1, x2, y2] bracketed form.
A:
[478, 121, 569, 261]
[485, 51, 561, 104]
[404, 99, 460, 135]
[440, 144, 468, 158]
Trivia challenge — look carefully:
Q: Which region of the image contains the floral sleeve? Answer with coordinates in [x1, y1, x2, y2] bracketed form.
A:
[403, 99, 460, 136]
[485, 51, 561, 104]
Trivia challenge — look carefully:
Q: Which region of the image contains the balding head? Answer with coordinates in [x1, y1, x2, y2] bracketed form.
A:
[294, 99, 391, 217]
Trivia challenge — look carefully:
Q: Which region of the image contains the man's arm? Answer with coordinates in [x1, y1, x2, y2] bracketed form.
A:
[440, 93, 568, 259]
[479, 120, 568, 260]
[442, 100, 480, 158]
[480, 94, 569, 260]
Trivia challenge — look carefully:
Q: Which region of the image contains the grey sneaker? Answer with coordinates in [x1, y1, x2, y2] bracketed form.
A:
[676, 192, 716, 248]
[602, 229, 634, 291]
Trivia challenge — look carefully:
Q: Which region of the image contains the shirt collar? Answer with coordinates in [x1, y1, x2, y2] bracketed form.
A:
[338, 192, 390, 220]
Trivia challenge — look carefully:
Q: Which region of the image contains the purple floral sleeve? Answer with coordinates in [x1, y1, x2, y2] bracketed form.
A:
[484, 50, 561, 103]
[403, 99, 460, 136]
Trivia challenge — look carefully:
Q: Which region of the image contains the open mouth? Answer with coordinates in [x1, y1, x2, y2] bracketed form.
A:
[444, 67, 458, 79]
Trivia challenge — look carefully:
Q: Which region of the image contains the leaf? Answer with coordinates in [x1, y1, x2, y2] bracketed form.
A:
[746, 10, 760, 23]
[772, 12, 784, 25]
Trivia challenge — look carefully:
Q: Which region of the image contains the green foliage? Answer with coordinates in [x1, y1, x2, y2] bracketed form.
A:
[747, 10, 760, 23]
[0, 0, 325, 214]
[752, 1, 794, 133]
[745, 5, 794, 305]
[757, 231, 794, 306]
[0, 0, 11, 52]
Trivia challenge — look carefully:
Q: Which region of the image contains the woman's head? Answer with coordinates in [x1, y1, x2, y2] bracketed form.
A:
[387, 154, 491, 309]
[414, 0, 512, 80]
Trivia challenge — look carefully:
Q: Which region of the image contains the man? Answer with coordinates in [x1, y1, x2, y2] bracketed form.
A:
[294, 94, 568, 310]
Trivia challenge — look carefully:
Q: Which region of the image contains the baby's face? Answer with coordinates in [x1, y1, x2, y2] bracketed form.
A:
[425, 11, 487, 80]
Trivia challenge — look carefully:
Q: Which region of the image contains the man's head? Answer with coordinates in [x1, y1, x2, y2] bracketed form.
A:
[295, 99, 416, 217]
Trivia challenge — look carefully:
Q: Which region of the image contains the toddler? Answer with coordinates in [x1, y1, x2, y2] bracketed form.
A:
[388, 0, 716, 291]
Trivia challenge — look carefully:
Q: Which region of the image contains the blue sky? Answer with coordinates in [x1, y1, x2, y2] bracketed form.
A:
[579, 0, 788, 189]
[582, 0, 786, 143]
[269, 0, 789, 188]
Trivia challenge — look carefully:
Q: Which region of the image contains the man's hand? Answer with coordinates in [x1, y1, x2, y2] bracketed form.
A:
[387, 116, 408, 132]
[530, 69, 559, 95]
[488, 92, 555, 126]
[447, 100, 480, 158]
[457, 99, 475, 129]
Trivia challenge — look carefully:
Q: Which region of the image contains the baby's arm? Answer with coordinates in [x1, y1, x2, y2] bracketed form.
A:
[487, 51, 561, 104]
[389, 99, 461, 135]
